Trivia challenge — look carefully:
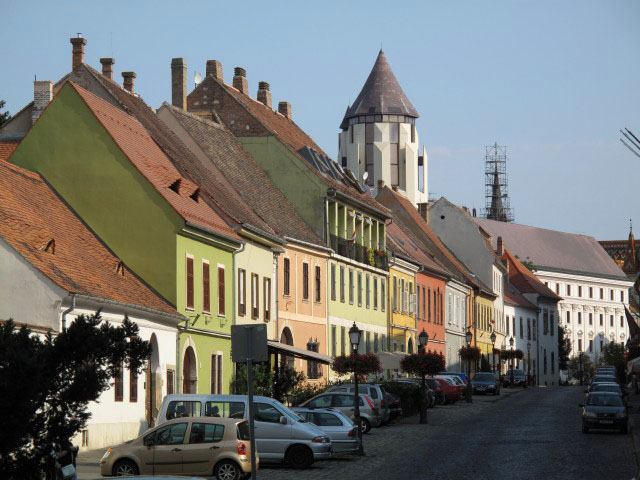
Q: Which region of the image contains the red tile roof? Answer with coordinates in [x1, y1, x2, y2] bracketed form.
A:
[69, 83, 241, 243]
[387, 222, 450, 278]
[503, 281, 539, 310]
[0, 139, 20, 161]
[501, 249, 562, 302]
[0, 160, 179, 316]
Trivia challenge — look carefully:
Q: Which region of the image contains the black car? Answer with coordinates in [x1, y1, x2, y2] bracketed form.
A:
[472, 372, 501, 395]
[580, 392, 630, 434]
[503, 369, 527, 387]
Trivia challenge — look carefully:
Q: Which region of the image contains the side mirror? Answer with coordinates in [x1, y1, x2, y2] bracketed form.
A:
[279, 416, 288, 425]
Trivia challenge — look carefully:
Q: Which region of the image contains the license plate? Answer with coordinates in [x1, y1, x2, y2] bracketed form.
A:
[600, 420, 614, 424]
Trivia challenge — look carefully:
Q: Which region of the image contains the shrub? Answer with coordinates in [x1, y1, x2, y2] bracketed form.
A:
[459, 346, 481, 362]
[382, 381, 421, 417]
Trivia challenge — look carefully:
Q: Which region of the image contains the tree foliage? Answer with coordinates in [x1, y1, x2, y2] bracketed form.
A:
[332, 353, 382, 376]
[567, 352, 593, 380]
[602, 342, 626, 382]
[502, 349, 524, 360]
[459, 346, 481, 362]
[0, 312, 151, 479]
[514, 254, 536, 272]
[400, 352, 445, 377]
[231, 363, 306, 399]
[557, 326, 572, 370]
[0, 99, 10, 128]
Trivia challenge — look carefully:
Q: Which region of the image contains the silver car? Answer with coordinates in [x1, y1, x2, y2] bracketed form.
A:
[326, 384, 390, 423]
[300, 392, 381, 433]
[292, 408, 359, 454]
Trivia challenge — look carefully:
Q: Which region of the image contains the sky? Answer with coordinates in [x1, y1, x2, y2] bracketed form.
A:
[2, 0, 638, 240]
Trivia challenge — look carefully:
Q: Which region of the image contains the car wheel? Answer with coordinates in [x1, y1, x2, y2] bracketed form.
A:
[286, 445, 314, 469]
[359, 417, 372, 434]
[214, 460, 241, 480]
[113, 459, 139, 477]
[582, 424, 589, 434]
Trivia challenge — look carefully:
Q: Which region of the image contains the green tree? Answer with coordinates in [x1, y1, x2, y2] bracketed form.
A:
[514, 254, 536, 272]
[568, 352, 593, 381]
[0, 99, 10, 127]
[0, 312, 151, 479]
[557, 326, 571, 370]
[602, 342, 626, 382]
[230, 363, 306, 400]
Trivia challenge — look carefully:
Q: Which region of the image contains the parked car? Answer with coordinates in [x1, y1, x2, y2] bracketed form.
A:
[438, 374, 466, 398]
[292, 408, 358, 454]
[425, 378, 445, 406]
[100, 417, 254, 479]
[438, 372, 469, 384]
[433, 377, 461, 404]
[379, 388, 403, 419]
[156, 394, 331, 469]
[327, 384, 390, 423]
[395, 378, 436, 407]
[300, 392, 381, 434]
[471, 372, 501, 395]
[590, 375, 618, 386]
[580, 392, 630, 434]
[503, 369, 527, 387]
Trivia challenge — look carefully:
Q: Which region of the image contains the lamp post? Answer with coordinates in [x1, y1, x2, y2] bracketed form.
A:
[490, 331, 497, 374]
[527, 341, 531, 386]
[418, 329, 429, 425]
[465, 330, 473, 403]
[349, 322, 364, 456]
[509, 336, 515, 386]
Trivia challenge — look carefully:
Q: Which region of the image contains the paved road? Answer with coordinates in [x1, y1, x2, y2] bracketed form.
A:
[79, 386, 638, 480]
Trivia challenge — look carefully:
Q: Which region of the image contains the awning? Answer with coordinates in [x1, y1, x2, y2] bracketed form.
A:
[375, 351, 406, 370]
[267, 340, 333, 365]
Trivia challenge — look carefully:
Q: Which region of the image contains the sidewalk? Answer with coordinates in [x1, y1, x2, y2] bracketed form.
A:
[627, 390, 640, 478]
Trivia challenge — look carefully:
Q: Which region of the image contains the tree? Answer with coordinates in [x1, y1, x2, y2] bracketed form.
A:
[557, 325, 571, 370]
[602, 342, 626, 383]
[459, 346, 481, 362]
[514, 254, 536, 273]
[230, 363, 306, 400]
[0, 99, 10, 127]
[0, 312, 151, 479]
[567, 352, 593, 381]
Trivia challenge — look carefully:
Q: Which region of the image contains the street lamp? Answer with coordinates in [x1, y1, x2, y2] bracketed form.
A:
[509, 336, 515, 386]
[418, 329, 429, 425]
[348, 322, 364, 456]
[490, 331, 497, 374]
[527, 341, 531, 386]
[465, 329, 473, 404]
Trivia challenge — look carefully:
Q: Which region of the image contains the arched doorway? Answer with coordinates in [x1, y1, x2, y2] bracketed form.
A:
[183, 346, 197, 393]
[145, 334, 161, 426]
[280, 327, 294, 369]
[407, 338, 414, 354]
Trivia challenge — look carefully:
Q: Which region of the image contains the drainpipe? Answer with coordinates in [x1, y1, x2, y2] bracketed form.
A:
[273, 252, 280, 341]
[61, 293, 77, 332]
[176, 321, 184, 394]
[324, 189, 337, 246]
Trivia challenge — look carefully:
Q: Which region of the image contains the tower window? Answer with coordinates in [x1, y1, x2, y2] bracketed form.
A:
[390, 123, 399, 187]
[418, 156, 424, 193]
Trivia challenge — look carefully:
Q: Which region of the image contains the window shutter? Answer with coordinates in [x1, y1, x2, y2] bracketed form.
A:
[186, 257, 194, 310]
[284, 258, 290, 296]
[218, 268, 225, 316]
[203, 262, 210, 313]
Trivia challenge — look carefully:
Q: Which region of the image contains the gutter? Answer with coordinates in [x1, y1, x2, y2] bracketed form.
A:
[236, 223, 286, 248]
[333, 189, 390, 220]
[283, 236, 333, 254]
[184, 221, 244, 249]
[71, 293, 185, 324]
[61, 293, 77, 332]
[273, 252, 280, 342]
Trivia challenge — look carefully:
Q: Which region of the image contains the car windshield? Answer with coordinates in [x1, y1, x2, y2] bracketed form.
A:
[587, 394, 623, 407]
[594, 385, 622, 394]
[474, 374, 495, 381]
[593, 376, 616, 382]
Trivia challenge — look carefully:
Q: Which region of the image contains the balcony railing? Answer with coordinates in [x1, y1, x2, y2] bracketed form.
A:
[330, 234, 388, 270]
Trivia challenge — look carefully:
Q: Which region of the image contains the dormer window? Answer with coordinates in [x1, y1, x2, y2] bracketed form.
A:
[169, 178, 181, 194]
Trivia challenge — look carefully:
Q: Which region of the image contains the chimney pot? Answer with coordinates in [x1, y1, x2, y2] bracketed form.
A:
[232, 67, 248, 95]
[497, 236, 504, 256]
[100, 58, 115, 80]
[377, 179, 385, 189]
[69, 36, 87, 73]
[122, 71, 136, 93]
[171, 58, 187, 110]
[32, 80, 53, 124]
[257, 81, 272, 108]
[278, 101, 292, 120]
[206, 60, 223, 81]
[472, 207, 477, 217]
[417, 202, 429, 223]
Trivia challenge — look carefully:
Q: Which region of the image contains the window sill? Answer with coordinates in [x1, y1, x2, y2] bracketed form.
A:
[185, 308, 195, 313]
[218, 315, 226, 319]
[203, 310, 211, 315]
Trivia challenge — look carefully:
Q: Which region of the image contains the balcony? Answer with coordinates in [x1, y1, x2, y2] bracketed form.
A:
[330, 234, 388, 270]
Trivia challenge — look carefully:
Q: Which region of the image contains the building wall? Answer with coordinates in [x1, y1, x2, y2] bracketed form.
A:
[416, 271, 447, 359]
[504, 303, 538, 376]
[389, 265, 417, 354]
[445, 280, 469, 372]
[474, 294, 495, 368]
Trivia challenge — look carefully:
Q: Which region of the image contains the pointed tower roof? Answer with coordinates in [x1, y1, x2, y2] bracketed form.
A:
[341, 50, 418, 129]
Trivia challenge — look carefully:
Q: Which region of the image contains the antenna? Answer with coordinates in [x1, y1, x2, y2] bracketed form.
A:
[194, 72, 203, 89]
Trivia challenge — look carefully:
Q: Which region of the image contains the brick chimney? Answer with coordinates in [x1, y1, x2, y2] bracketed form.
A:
[171, 58, 187, 109]
[70, 35, 86, 73]
[232, 67, 248, 95]
[377, 179, 385, 189]
[278, 101, 292, 120]
[32, 81, 53, 124]
[100, 58, 115, 80]
[122, 71, 136, 93]
[497, 236, 504, 256]
[206, 60, 223, 81]
[417, 203, 429, 223]
[257, 81, 272, 108]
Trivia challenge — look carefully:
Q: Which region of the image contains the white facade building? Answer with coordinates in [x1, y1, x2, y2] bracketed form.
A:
[446, 279, 470, 372]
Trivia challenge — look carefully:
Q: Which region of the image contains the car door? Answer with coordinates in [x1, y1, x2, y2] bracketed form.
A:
[144, 422, 187, 475]
[253, 402, 291, 460]
[305, 394, 333, 409]
[332, 394, 355, 419]
[182, 421, 225, 476]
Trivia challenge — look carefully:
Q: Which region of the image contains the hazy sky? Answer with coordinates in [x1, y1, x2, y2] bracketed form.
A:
[2, 0, 638, 240]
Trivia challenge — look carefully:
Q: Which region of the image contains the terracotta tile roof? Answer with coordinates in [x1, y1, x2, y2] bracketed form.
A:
[501, 249, 562, 302]
[387, 222, 450, 278]
[69, 83, 240, 243]
[210, 77, 390, 217]
[473, 217, 627, 279]
[162, 105, 323, 246]
[0, 139, 20, 161]
[0, 160, 179, 316]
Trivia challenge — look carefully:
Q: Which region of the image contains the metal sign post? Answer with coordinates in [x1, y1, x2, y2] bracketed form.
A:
[231, 324, 267, 480]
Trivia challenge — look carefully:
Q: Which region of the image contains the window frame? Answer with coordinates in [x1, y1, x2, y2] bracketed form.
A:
[217, 267, 225, 316]
[251, 273, 259, 319]
[283, 258, 291, 296]
[238, 269, 246, 316]
[315, 265, 321, 303]
[202, 260, 211, 314]
[264, 277, 271, 321]
[186, 255, 195, 311]
[302, 262, 309, 301]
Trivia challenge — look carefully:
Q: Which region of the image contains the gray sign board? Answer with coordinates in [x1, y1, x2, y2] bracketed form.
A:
[231, 324, 268, 363]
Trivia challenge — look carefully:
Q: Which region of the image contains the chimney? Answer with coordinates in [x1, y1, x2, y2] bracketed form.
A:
[70, 35, 87, 73]
[100, 58, 115, 80]
[417, 202, 429, 223]
[232, 67, 248, 95]
[257, 81, 272, 108]
[472, 207, 477, 217]
[171, 58, 187, 109]
[377, 179, 385, 189]
[278, 101, 292, 120]
[206, 60, 223, 81]
[122, 71, 136, 93]
[32, 80, 53, 124]
[497, 236, 504, 256]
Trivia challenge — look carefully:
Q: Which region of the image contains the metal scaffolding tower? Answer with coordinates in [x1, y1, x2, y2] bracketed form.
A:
[481, 142, 514, 223]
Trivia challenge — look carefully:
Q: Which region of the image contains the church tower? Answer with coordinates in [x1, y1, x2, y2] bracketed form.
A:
[338, 51, 428, 206]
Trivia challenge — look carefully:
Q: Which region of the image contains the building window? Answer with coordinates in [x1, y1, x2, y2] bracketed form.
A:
[506, 315, 510, 335]
[599, 314, 603, 326]
[114, 365, 123, 402]
[393, 276, 398, 311]
[544, 350, 548, 375]
[390, 123, 399, 186]
[555, 283, 560, 294]
[422, 287, 426, 321]
[331, 325, 337, 356]
[427, 288, 431, 322]
[373, 278, 378, 310]
[167, 369, 175, 395]
[358, 272, 363, 307]
[566, 285, 571, 296]
[202, 261, 210, 313]
[551, 352, 555, 374]
[341, 326, 346, 355]
[588, 313, 593, 325]
[589, 340, 593, 353]
[621, 291, 625, 303]
[527, 318, 531, 340]
[302, 263, 309, 301]
[577, 312, 582, 325]
[349, 269, 354, 305]
[513, 316, 517, 336]
[340, 266, 345, 303]
[550, 311, 554, 336]
[374, 333, 379, 353]
[621, 316, 624, 328]
[366, 274, 370, 308]
[238, 269, 246, 316]
[283, 258, 291, 296]
[433, 290, 438, 324]
[532, 320, 537, 340]
[210, 354, 222, 394]
[264, 278, 271, 321]
[610, 289, 614, 301]
[600, 288, 604, 299]
[417, 287, 421, 319]
[610, 315, 614, 327]
[589, 287, 593, 298]
[566, 311, 570, 324]
[307, 341, 321, 379]
[381, 279, 386, 312]
[315, 266, 321, 303]
[218, 267, 225, 316]
[418, 155, 424, 192]
[578, 338, 582, 352]
[186, 256, 194, 310]
[519, 317, 523, 339]
[331, 264, 336, 301]
[381, 334, 386, 352]
[129, 368, 137, 402]
[251, 274, 259, 319]
[577, 286, 582, 297]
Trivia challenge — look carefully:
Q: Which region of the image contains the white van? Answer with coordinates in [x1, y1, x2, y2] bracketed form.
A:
[157, 394, 332, 469]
